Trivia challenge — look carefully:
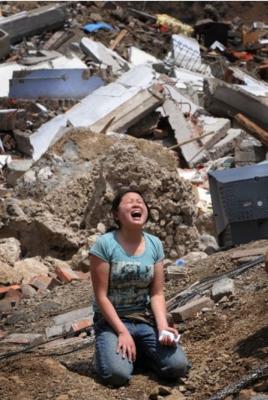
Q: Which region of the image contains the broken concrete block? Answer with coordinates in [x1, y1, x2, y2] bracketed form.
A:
[52, 306, 93, 326]
[0, 237, 21, 264]
[0, 260, 22, 285]
[0, 333, 43, 346]
[211, 278, 235, 302]
[0, 109, 27, 131]
[0, 28, 10, 59]
[89, 84, 163, 134]
[46, 308, 93, 339]
[0, 4, 68, 44]
[45, 324, 65, 339]
[6, 159, 33, 186]
[80, 37, 129, 75]
[55, 262, 80, 283]
[209, 128, 245, 160]
[235, 138, 266, 166]
[166, 264, 188, 280]
[29, 275, 58, 291]
[171, 296, 214, 322]
[204, 76, 268, 132]
[13, 257, 49, 284]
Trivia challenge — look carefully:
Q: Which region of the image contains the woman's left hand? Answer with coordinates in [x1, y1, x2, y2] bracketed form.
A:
[158, 326, 180, 346]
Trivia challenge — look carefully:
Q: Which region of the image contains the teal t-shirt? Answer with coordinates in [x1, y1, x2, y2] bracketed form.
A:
[89, 230, 164, 315]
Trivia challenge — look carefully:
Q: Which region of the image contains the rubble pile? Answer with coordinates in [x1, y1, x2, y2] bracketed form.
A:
[0, 2, 268, 400]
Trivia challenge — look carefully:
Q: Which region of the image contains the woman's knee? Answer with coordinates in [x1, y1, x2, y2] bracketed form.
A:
[98, 363, 132, 387]
[160, 347, 189, 379]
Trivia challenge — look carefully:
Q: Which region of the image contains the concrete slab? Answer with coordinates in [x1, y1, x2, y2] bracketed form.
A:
[9, 69, 104, 99]
[23, 65, 156, 160]
[80, 37, 129, 75]
[0, 4, 67, 44]
[0, 55, 87, 97]
[0, 28, 10, 59]
[162, 98, 205, 165]
[204, 77, 268, 131]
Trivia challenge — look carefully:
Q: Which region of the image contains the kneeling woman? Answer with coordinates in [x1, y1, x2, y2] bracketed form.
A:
[89, 189, 189, 386]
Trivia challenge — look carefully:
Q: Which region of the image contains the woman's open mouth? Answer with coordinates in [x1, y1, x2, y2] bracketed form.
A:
[130, 210, 142, 221]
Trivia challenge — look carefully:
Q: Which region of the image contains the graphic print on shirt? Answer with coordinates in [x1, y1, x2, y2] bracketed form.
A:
[108, 260, 154, 311]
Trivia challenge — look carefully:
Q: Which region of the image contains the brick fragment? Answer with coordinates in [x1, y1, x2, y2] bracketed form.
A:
[55, 264, 80, 283]
[171, 296, 214, 322]
[0, 285, 21, 296]
[70, 318, 92, 334]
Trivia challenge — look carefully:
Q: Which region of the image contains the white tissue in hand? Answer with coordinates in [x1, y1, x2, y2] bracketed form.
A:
[159, 330, 180, 343]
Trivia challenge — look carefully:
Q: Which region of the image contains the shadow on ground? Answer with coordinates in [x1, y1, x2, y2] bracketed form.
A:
[235, 326, 268, 360]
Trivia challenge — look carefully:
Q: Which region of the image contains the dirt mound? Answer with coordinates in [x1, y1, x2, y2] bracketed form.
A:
[45, 131, 199, 257]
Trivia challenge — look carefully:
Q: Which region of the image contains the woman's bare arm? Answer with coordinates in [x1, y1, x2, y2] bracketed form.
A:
[150, 262, 179, 345]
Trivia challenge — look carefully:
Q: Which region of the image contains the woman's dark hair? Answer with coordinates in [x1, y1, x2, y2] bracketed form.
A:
[106, 188, 150, 232]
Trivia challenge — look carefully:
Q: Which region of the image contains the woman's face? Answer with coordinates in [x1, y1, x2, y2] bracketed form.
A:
[114, 192, 148, 229]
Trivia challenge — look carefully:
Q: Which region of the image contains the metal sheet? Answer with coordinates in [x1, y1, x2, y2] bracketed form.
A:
[9, 69, 104, 99]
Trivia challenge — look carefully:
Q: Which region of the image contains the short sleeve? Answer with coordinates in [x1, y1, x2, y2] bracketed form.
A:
[89, 235, 111, 263]
[155, 237, 165, 263]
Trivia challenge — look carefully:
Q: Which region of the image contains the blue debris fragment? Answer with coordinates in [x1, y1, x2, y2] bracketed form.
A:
[83, 22, 114, 33]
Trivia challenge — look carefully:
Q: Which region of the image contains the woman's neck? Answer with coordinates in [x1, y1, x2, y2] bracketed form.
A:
[118, 226, 143, 243]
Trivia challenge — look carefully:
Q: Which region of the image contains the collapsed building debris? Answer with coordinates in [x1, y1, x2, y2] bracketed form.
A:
[0, 3, 68, 44]
[0, 2, 268, 400]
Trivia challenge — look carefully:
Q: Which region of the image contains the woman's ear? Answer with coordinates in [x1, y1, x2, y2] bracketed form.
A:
[113, 211, 119, 222]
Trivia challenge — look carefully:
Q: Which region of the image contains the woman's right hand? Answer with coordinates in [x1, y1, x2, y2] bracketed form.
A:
[116, 330, 136, 362]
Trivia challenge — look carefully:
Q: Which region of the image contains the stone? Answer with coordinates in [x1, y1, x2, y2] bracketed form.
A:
[13, 257, 49, 284]
[238, 389, 257, 400]
[199, 234, 219, 254]
[211, 278, 235, 302]
[0, 237, 21, 264]
[23, 169, 36, 184]
[0, 260, 22, 285]
[29, 274, 58, 291]
[6, 159, 33, 186]
[97, 222, 106, 234]
[21, 283, 37, 298]
[171, 296, 214, 322]
[182, 251, 208, 264]
[0, 333, 43, 346]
